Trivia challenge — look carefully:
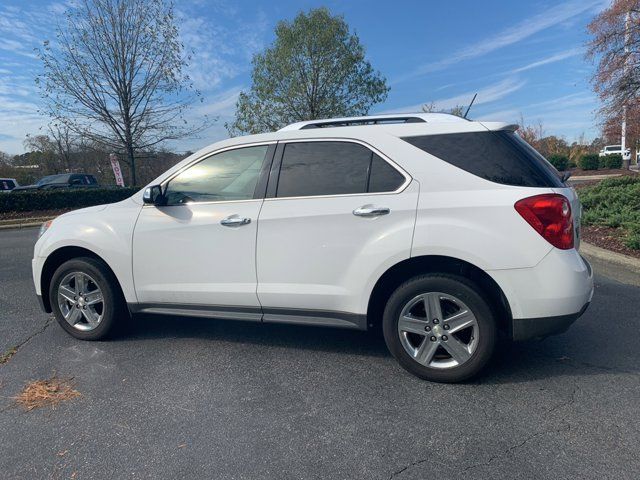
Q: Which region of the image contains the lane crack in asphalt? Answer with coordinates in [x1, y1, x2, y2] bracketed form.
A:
[461, 421, 571, 474]
[0, 316, 53, 367]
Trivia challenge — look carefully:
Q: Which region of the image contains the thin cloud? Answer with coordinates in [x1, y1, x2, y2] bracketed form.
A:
[394, 0, 605, 84]
[511, 48, 583, 73]
[382, 77, 526, 113]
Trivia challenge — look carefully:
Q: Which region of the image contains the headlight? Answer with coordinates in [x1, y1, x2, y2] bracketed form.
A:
[38, 219, 53, 239]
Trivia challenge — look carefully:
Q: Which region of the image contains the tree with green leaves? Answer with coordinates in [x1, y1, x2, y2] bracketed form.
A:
[37, 0, 206, 185]
[227, 8, 389, 135]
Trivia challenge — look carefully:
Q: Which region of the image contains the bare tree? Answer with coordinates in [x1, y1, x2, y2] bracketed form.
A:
[37, 0, 207, 185]
[587, 1, 640, 124]
[23, 134, 59, 174]
[48, 122, 75, 172]
[517, 115, 544, 148]
[421, 102, 466, 117]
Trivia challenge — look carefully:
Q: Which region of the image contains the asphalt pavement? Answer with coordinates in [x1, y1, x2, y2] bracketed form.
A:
[1, 227, 639, 479]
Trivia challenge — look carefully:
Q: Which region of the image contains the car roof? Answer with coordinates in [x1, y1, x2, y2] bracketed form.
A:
[278, 113, 469, 131]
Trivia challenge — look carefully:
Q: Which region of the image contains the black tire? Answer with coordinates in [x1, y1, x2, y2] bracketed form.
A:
[49, 257, 126, 340]
[382, 274, 496, 383]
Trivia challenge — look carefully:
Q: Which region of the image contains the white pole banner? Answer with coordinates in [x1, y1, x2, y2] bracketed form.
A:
[109, 153, 125, 187]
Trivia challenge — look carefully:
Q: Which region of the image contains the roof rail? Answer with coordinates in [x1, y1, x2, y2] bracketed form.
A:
[278, 113, 467, 131]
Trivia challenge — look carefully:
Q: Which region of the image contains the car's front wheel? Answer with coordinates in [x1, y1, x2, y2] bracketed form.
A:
[49, 257, 125, 340]
[382, 274, 497, 383]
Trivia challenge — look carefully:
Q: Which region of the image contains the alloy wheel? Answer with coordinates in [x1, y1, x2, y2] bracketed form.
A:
[57, 271, 105, 331]
[397, 292, 479, 369]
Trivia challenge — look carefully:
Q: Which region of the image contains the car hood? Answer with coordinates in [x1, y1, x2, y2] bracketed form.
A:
[57, 204, 109, 219]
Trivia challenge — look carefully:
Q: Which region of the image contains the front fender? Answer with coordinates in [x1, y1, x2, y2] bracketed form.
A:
[34, 199, 142, 303]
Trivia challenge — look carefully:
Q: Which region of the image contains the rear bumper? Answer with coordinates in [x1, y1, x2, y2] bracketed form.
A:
[488, 249, 594, 340]
[512, 301, 590, 341]
[489, 249, 594, 320]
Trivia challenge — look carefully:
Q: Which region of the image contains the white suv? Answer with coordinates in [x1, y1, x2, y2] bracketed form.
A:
[32, 113, 594, 382]
[599, 145, 630, 159]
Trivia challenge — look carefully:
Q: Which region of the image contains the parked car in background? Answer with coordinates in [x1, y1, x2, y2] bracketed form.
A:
[0, 178, 18, 192]
[599, 145, 631, 159]
[12, 173, 99, 191]
[33, 113, 594, 383]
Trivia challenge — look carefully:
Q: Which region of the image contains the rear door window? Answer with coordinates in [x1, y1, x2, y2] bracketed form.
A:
[275, 141, 406, 198]
[368, 154, 406, 193]
[402, 131, 564, 188]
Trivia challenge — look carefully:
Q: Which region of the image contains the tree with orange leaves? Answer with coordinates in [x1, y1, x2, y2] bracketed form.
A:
[588, 0, 640, 162]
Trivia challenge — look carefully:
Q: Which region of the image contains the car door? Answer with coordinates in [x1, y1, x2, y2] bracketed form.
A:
[256, 140, 419, 329]
[133, 143, 275, 318]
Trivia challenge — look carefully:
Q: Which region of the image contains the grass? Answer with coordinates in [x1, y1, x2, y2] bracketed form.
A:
[578, 176, 640, 249]
[0, 347, 17, 365]
[14, 376, 81, 411]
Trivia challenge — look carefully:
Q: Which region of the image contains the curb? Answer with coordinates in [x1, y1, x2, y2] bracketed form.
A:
[569, 174, 622, 183]
[0, 217, 53, 230]
[581, 242, 640, 287]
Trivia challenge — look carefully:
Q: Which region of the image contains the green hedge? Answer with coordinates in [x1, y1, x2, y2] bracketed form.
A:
[578, 153, 600, 171]
[604, 154, 623, 169]
[547, 154, 569, 171]
[1, 188, 139, 213]
[579, 176, 640, 249]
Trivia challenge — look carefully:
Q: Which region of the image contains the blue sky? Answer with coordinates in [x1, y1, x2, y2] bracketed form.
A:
[0, 0, 609, 155]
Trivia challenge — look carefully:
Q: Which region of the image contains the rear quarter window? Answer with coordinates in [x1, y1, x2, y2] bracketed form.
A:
[402, 131, 564, 188]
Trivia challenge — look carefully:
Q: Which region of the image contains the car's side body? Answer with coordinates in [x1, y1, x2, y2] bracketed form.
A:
[33, 114, 593, 345]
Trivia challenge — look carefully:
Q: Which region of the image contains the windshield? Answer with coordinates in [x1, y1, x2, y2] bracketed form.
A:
[36, 174, 68, 186]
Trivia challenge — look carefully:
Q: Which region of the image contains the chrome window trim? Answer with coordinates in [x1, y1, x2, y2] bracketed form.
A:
[269, 137, 412, 201]
[159, 141, 277, 206]
[141, 198, 263, 208]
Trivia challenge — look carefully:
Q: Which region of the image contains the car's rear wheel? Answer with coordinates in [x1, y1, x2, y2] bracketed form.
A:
[383, 274, 496, 382]
[49, 257, 125, 340]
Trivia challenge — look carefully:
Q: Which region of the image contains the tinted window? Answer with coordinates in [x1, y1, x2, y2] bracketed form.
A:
[0, 180, 15, 190]
[276, 142, 404, 198]
[402, 131, 563, 188]
[277, 142, 371, 197]
[368, 154, 405, 192]
[165, 145, 268, 204]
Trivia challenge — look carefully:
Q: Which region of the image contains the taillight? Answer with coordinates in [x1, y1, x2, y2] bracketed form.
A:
[514, 194, 574, 250]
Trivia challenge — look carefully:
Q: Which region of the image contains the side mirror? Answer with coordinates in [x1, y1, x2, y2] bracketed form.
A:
[142, 185, 167, 206]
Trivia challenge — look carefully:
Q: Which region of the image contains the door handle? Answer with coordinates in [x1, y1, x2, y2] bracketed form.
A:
[221, 214, 251, 226]
[353, 205, 391, 217]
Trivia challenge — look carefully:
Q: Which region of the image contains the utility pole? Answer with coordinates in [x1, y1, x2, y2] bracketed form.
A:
[622, 10, 631, 169]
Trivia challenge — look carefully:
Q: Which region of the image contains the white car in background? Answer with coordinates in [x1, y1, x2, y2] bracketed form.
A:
[599, 145, 631, 159]
[0, 178, 18, 192]
[32, 113, 594, 382]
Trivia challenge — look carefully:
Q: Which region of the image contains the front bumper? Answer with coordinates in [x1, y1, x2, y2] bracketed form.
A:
[36, 294, 51, 313]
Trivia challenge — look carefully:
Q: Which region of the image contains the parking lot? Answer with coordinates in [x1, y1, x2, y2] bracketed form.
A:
[1, 227, 639, 479]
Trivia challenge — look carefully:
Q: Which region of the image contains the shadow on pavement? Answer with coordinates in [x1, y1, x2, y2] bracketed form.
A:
[114, 292, 640, 385]
[122, 313, 391, 358]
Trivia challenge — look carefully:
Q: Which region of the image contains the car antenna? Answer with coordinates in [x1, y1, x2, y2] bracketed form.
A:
[463, 93, 478, 119]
